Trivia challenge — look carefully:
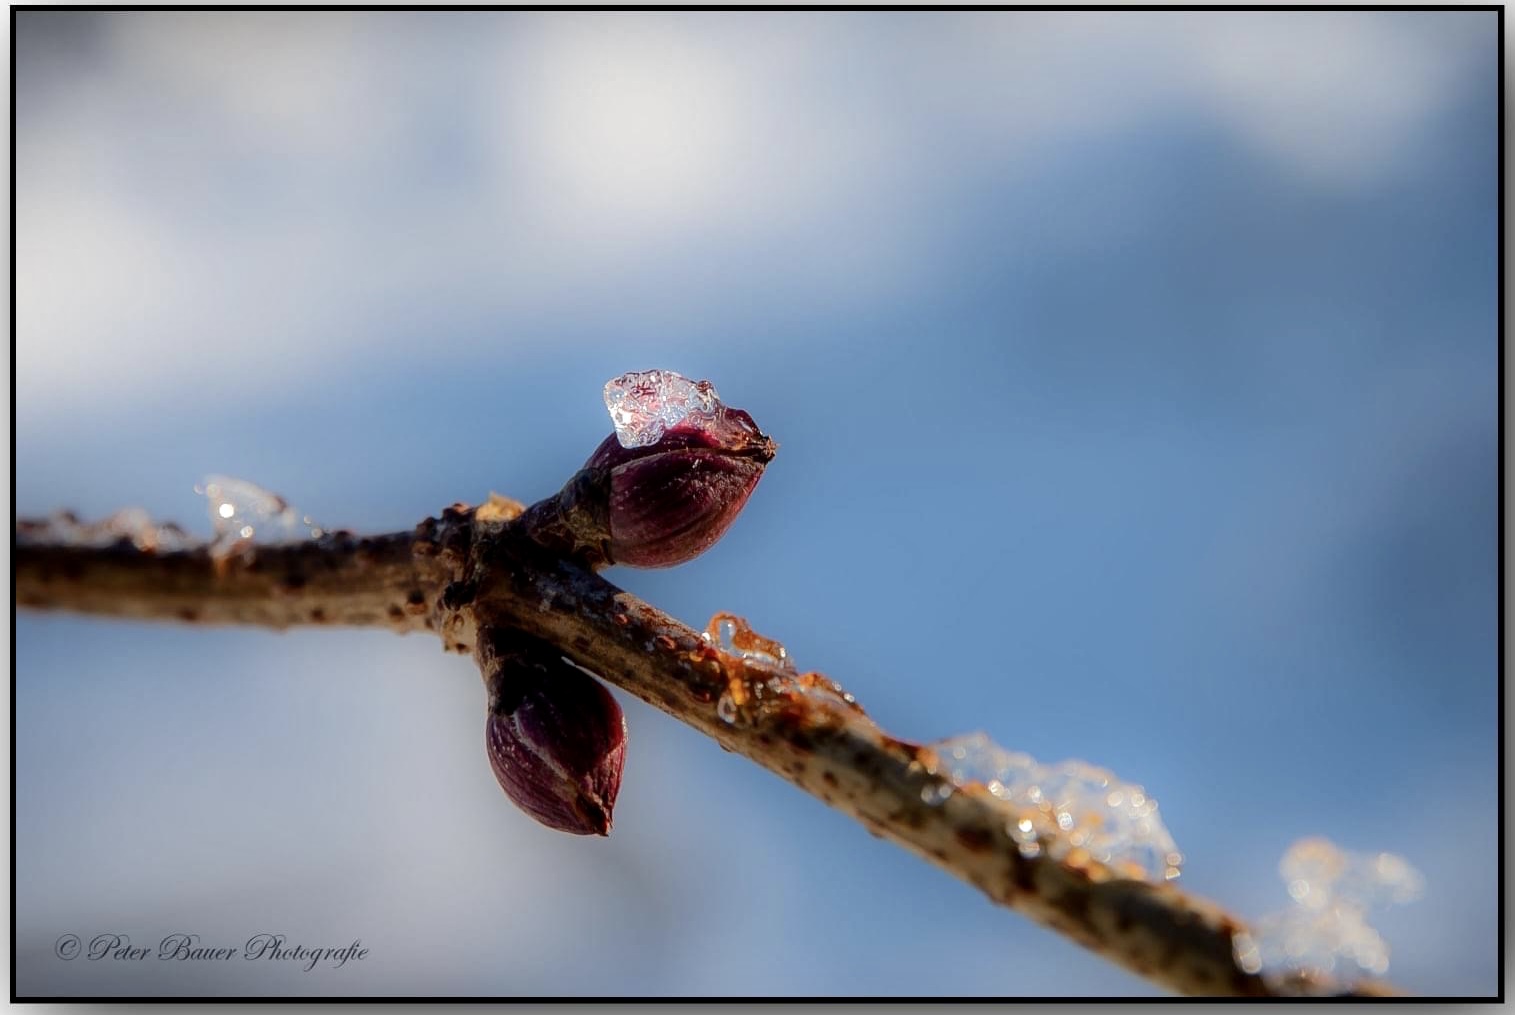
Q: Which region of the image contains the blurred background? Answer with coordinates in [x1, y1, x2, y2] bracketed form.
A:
[14, 11, 1498, 997]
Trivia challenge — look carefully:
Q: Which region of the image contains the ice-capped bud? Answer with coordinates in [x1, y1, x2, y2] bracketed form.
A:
[586, 371, 776, 568]
[483, 637, 628, 836]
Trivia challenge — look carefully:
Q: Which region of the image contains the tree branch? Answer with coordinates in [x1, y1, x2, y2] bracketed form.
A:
[15, 507, 473, 637]
[15, 500, 1397, 998]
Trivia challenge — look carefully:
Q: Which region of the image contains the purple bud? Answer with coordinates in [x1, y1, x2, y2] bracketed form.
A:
[584, 407, 777, 569]
[484, 647, 628, 836]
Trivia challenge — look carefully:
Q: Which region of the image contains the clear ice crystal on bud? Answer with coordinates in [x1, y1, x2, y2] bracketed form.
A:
[195, 475, 324, 557]
[603, 369, 722, 448]
[923, 733, 1183, 882]
[1237, 838, 1423, 991]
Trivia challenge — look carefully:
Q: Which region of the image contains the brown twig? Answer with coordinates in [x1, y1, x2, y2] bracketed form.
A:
[14, 497, 1397, 998]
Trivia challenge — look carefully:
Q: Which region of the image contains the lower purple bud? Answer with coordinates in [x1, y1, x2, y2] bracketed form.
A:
[485, 651, 628, 836]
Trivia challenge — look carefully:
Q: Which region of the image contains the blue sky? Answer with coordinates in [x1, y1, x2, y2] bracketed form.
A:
[14, 11, 1498, 996]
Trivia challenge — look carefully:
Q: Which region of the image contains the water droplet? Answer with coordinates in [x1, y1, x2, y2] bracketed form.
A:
[701, 612, 796, 671]
[1233, 932, 1263, 974]
[920, 782, 954, 806]
[1008, 817, 1040, 850]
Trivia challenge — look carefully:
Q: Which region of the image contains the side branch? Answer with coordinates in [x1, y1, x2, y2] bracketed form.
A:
[15, 516, 469, 635]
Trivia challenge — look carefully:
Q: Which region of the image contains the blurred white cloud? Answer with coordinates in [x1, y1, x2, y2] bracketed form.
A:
[500, 17, 752, 228]
[1176, 12, 1485, 182]
[109, 13, 411, 160]
[15, 11, 1490, 422]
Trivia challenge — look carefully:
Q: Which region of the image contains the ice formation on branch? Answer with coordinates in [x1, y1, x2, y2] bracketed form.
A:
[14, 478, 329, 561]
[196, 476, 325, 557]
[703, 612, 795, 671]
[699, 613, 861, 725]
[1231, 838, 1424, 992]
[923, 733, 1184, 883]
[14, 509, 197, 553]
[603, 369, 722, 448]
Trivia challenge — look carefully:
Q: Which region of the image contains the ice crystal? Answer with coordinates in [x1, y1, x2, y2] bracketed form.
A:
[1232, 838, 1423, 991]
[702, 612, 861, 726]
[16, 508, 197, 553]
[196, 475, 324, 557]
[603, 369, 722, 448]
[923, 732, 1183, 882]
[702, 611, 795, 672]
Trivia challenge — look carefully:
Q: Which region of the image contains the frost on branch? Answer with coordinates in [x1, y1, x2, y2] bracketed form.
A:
[697, 612, 862, 726]
[14, 478, 328, 561]
[692, 613, 1184, 886]
[703, 611, 795, 671]
[1232, 838, 1424, 993]
[921, 733, 1185, 884]
[196, 475, 325, 558]
[15, 509, 197, 553]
